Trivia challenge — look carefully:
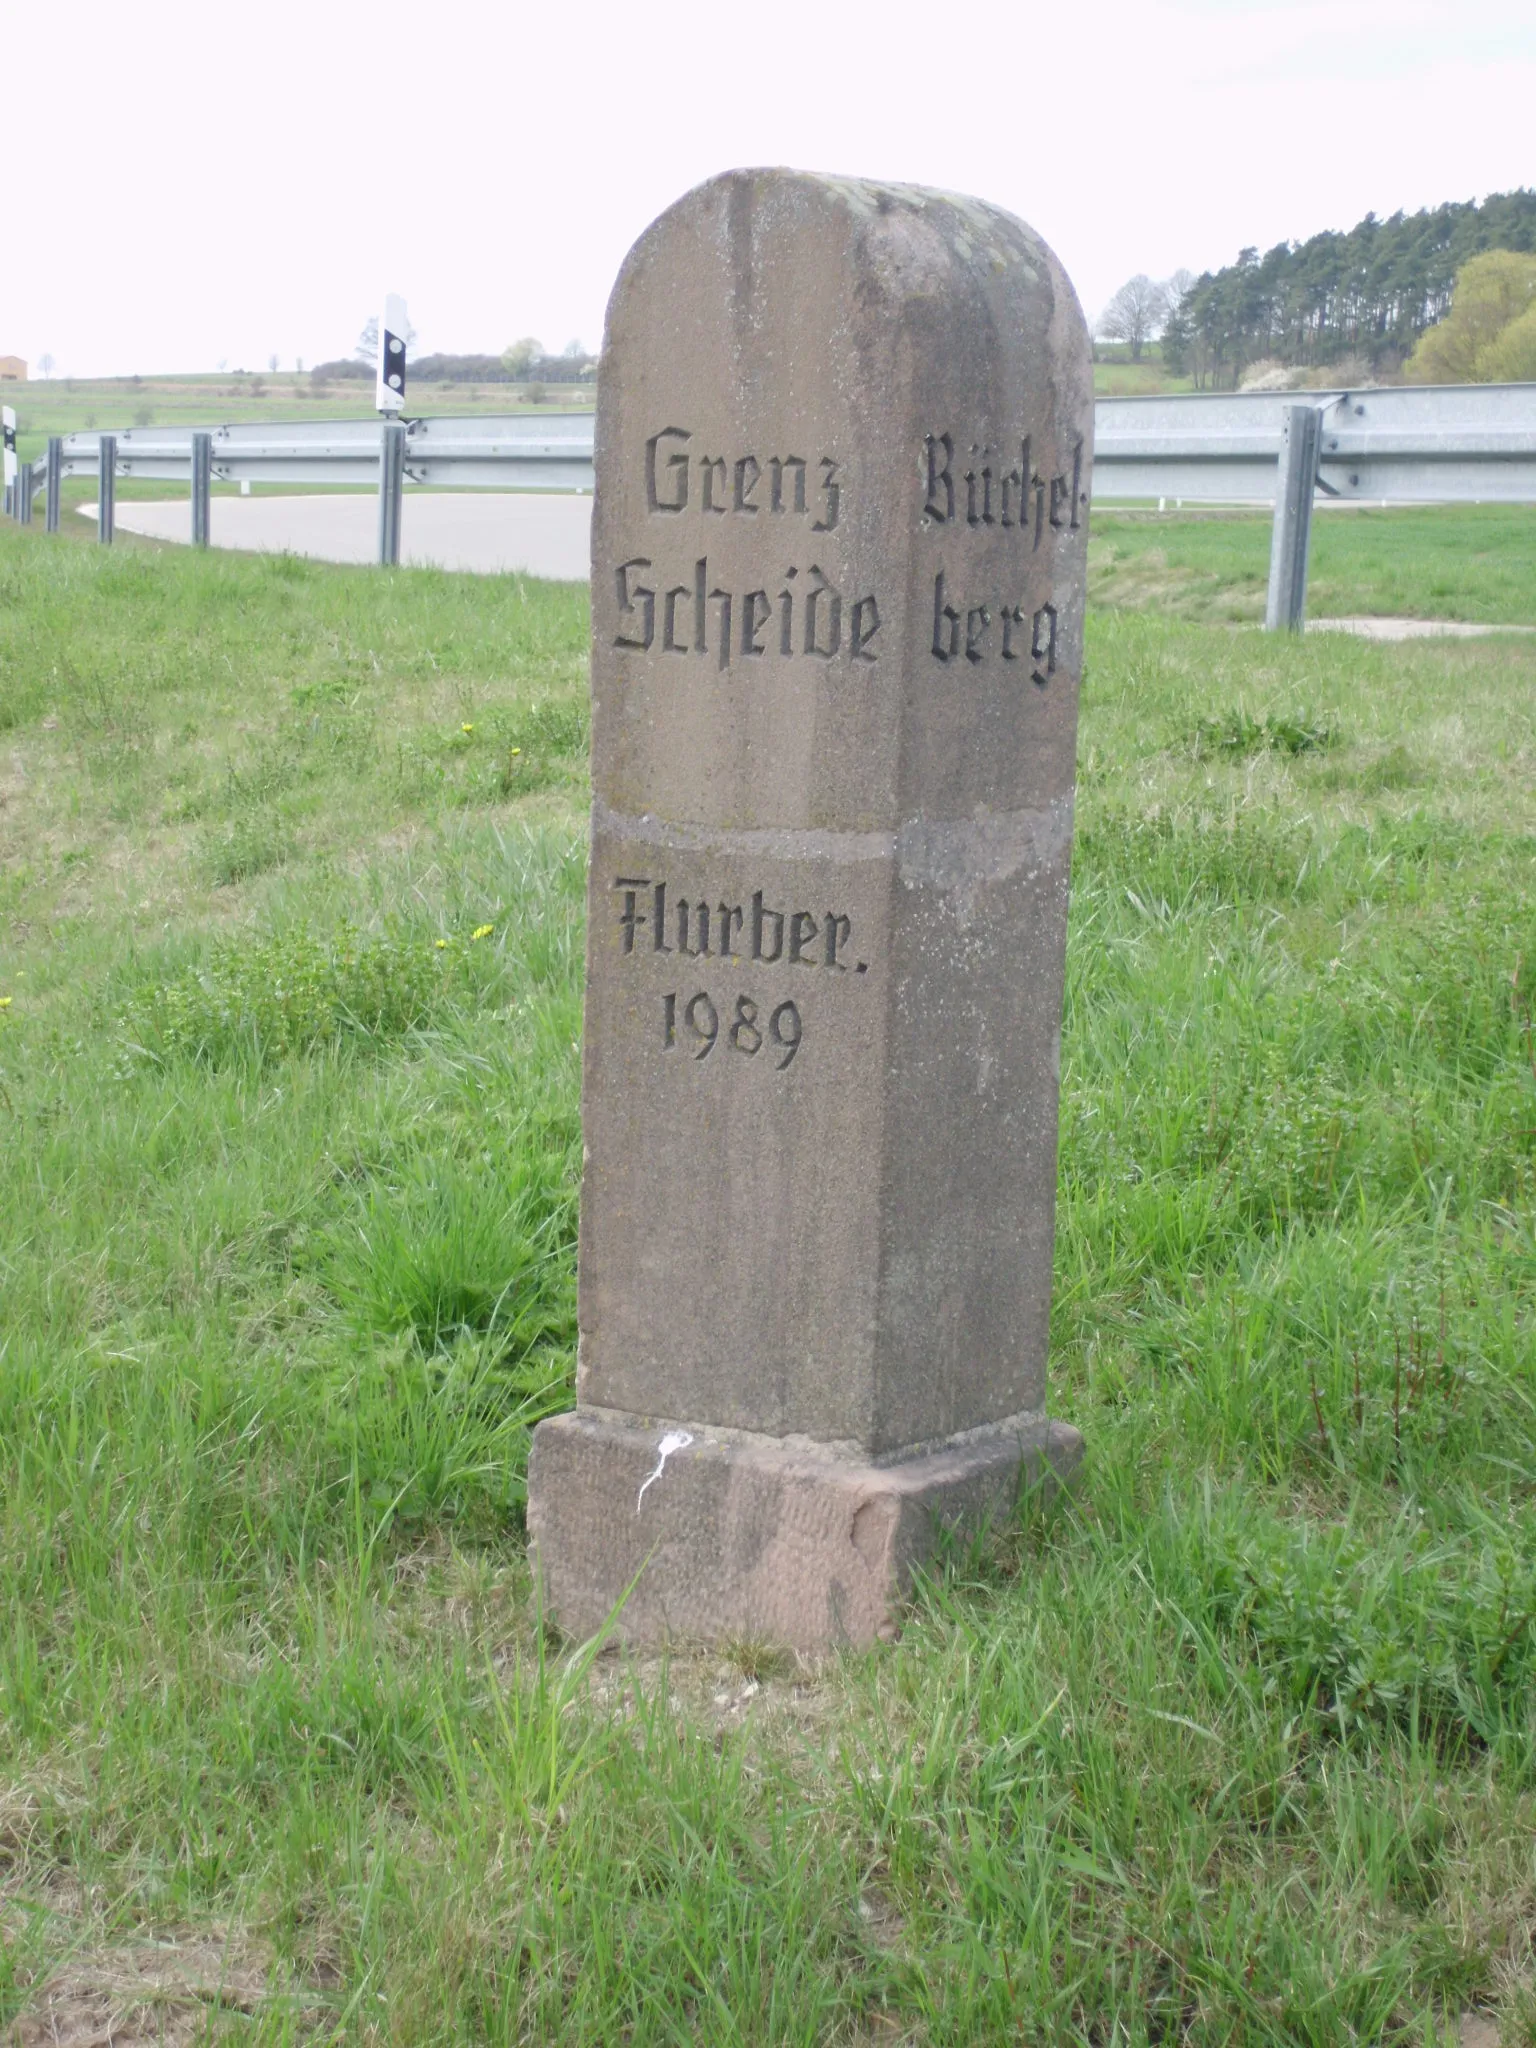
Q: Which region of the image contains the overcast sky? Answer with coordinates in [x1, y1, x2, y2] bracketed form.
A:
[6, 0, 1534, 379]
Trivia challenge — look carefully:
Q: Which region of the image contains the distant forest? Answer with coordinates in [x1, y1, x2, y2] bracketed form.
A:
[309, 350, 596, 387]
[409, 351, 596, 385]
[1164, 189, 1536, 386]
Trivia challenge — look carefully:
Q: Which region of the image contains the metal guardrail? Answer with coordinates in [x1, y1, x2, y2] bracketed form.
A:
[11, 381, 1536, 626]
[52, 412, 598, 492]
[42, 384, 1536, 506]
[1093, 384, 1536, 504]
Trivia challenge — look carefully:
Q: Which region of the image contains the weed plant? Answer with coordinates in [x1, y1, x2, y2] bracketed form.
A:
[0, 518, 1534, 2042]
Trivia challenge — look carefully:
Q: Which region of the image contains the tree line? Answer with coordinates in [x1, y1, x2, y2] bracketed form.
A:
[310, 328, 597, 388]
[1158, 189, 1536, 387]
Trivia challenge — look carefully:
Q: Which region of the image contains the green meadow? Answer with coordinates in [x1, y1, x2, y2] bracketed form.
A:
[1089, 504, 1536, 626]
[1, 507, 1534, 2044]
[4, 377, 595, 467]
[1, 352, 1177, 466]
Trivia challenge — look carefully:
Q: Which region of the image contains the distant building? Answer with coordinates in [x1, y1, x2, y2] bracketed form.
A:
[0, 356, 26, 381]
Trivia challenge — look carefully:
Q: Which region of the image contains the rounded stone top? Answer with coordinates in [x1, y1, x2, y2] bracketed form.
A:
[602, 168, 1088, 394]
[591, 164, 1093, 834]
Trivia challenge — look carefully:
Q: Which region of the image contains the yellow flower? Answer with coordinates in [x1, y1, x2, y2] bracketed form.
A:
[0, 995, 11, 1008]
[434, 938, 449, 950]
[509, 747, 522, 757]
[461, 722, 475, 733]
[471, 923, 494, 941]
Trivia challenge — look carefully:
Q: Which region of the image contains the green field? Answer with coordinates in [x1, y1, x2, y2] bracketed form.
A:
[3, 353, 1185, 465]
[4, 375, 595, 465]
[1090, 358, 1194, 398]
[2, 507, 1535, 2044]
[1090, 505, 1536, 626]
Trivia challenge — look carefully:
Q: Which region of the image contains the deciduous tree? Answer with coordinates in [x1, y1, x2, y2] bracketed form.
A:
[501, 337, 544, 378]
[1176, 191, 1536, 386]
[1406, 250, 1536, 382]
[1481, 302, 1536, 381]
[1097, 275, 1169, 361]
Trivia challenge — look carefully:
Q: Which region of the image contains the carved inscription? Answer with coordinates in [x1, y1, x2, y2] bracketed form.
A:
[923, 430, 1084, 672]
[614, 556, 880, 668]
[646, 429, 841, 530]
[612, 428, 881, 667]
[614, 877, 864, 970]
[922, 432, 1087, 538]
[613, 875, 868, 1074]
[663, 990, 802, 1068]
[933, 578, 1057, 682]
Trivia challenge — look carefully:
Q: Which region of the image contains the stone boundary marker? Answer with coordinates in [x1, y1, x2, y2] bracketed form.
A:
[527, 168, 1093, 1654]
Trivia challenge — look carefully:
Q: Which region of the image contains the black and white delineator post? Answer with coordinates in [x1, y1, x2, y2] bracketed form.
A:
[376, 294, 408, 566]
[376, 293, 408, 416]
[2, 407, 15, 520]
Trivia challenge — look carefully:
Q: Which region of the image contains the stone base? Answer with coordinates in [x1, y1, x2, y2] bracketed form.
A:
[526, 1409, 1084, 1656]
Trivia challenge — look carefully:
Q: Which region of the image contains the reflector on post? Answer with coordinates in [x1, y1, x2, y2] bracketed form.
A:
[376, 294, 408, 415]
[2, 407, 16, 502]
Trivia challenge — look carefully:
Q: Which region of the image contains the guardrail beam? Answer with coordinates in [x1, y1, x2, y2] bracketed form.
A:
[19, 386, 1532, 544]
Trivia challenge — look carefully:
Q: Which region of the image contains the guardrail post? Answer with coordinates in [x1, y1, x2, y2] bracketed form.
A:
[98, 436, 117, 544]
[17, 462, 32, 525]
[191, 432, 212, 547]
[378, 421, 405, 566]
[1264, 404, 1322, 632]
[46, 437, 63, 532]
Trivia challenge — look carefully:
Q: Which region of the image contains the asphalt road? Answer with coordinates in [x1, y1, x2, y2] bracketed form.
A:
[84, 491, 592, 581]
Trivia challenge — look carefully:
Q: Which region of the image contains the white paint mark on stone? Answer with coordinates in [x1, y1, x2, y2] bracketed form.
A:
[636, 1430, 693, 1512]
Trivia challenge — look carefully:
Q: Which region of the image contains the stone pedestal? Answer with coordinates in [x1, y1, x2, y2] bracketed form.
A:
[527, 168, 1093, 1652]
[529, 1410, 1083, 1655]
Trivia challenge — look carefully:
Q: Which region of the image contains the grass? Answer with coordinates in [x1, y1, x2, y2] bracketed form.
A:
[2, 351, 1189, 463]
[1, 507, 1534, 2043]
[5, 373, 594, 466]
[1092, 361, 1194, 398]
[1090, 503, 1536, 625]
[1089, 344, 1192, 398]
[4, 355, 1188, 472]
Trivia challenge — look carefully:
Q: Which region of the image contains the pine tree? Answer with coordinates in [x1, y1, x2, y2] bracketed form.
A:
[1180, 190, 1536, 386]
